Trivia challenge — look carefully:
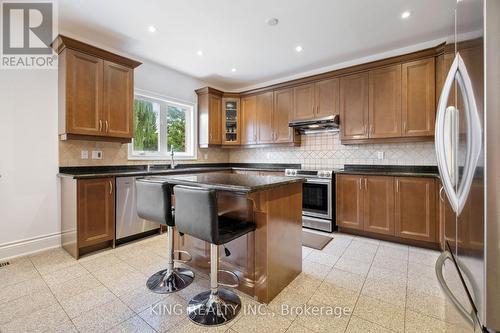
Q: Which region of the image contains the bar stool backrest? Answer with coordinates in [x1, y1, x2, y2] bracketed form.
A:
[136, 179, 173, 226]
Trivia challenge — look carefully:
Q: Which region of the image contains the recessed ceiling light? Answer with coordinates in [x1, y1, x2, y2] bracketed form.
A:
[231, 68, 237, 72]
[401, 11, 411, 19]
[197, 50, 203, 56]
[266, 17, 279, 26]
[295, 45, 303, 53]
[148, 25, 157, 33]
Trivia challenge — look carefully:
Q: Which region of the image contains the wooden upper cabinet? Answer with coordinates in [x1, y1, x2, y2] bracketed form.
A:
[273, 88, 294, 143]
[402, 58, 436, 137]
[102, 61, 134, 138]
[293, 83, 315, 120]
[340, 72, 369, 140]
[336, 174, 364, 230]
[315, 78, 339, 118]
[65, 49, 103, 136]
[363, 176, 395, 235]
[395, 177, 437, 242]
[369, 65, 402, 138]
[256, 91, 274, 144]
[77, 178, 115, 248]
[53, 35, 141, 142]
[241, 95, 257, 145]
[209, 94, 222, 144]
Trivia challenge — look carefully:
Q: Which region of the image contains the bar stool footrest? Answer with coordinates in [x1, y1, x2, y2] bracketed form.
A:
[173, 250, 192, 264]
[216, 269, 239, 288]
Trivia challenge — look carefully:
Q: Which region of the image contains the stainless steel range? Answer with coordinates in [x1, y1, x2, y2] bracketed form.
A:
[285, 169, 334, 232]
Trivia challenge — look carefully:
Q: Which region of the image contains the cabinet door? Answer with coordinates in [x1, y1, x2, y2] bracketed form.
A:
[363, 176, 395, 235]
[368, 64, 402, 138]
[209, 94, 222, 144]
[256, 91, 274, 144]
[402, 58, 436, 137]
[102, 61, 134, 138]
[273, 88, 294, 143]
[395, 177, 437, 242]
[292, 83, 315, 121]
[315, 78, 340, 118]
[340, 73, 369, 140]
[241, 96, 257, 145]
[66, 49, 103, 136]
[336, 174, 364, 230]
[77, 178, 115, 248]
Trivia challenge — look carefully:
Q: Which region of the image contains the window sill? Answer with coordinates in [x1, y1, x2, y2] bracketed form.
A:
[128, 155, 198, 161]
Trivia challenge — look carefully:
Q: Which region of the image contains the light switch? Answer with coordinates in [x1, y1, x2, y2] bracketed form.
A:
[92, 150, 103, 160]
[81, 150, 89, 159]
[377, 151, 384, 160]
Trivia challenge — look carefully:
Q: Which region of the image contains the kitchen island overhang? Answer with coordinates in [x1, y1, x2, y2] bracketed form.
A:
[144, 172, 305, 303]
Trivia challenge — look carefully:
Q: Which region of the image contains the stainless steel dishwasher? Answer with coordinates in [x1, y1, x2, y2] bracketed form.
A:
[116, 176, 160, 242]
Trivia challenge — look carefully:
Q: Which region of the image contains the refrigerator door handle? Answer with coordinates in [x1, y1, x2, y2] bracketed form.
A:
[435, 251, 476, 328]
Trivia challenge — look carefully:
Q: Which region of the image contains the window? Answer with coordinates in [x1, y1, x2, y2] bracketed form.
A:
[129, 92, 196, 160]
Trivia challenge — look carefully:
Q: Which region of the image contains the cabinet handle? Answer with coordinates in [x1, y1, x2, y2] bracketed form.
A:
[370, 125, 374, 134]
[439, 186, 445, 202]
[364, 125, 367, 135]
[99, 120, 103, 132]
[396, 180, 399, 192]
[364, 178, 367, 190]
[359, 178, 362, 190]
[403, 122, 407, 133]
[109, 180, 113, 195]
[105, 120, 109, 132]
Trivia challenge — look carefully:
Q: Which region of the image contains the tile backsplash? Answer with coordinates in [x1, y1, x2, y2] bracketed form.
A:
[59, 133, 437, 169]
[229, 132, 437, 169]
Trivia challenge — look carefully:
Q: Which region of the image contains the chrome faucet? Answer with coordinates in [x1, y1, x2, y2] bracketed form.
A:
[146, 163, 152, 172]
[170, 147, 176, 169]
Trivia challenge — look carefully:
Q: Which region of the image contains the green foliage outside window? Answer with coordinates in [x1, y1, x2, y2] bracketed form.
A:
[133, 99, 158, 151]
[167, 106, 186, 152]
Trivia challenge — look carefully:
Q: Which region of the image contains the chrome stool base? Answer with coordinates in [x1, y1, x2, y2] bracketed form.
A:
[187, 288, 241, 326]
[146, 267, 194, 294]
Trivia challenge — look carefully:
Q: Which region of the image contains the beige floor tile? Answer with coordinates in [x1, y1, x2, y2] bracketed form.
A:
[361, 277, 407, 307]
[405, 309, 472, 333]
[30, 248, 77, 275]
[41, 263, 89, 288]
[347, 240, 379, 253]
[176, 277, 211, 302]
[407, 275, 445, 298]
[294, 300, 351, 333]
[79, 253, 123, 272]
[105, 273, 146, 297]
[352, 237, 380, 246]
[323, 268, 365, 293]
[310, 282, 359, 310]
[269, 287, 313, 320]
[321, 242, 349, 257]
[92, 261, 143, 283]
[286, 321, 315, 333]
[345, 316, 393, 333]
[334, 257, 371, 276]
[406, 289, 467, 326]
[119, 284, 169, 313]
[378, 240, 409, 251]
[341, 248, 376, 264]
[285, 273, 323, 297]
[72, 299, 134, 333]
[0, 276, 48, 305]
[302, 246, 313, 259]
[127, 252, 167, 272]
[0, 303, 70, 333]
[302, 260, 331, 280]
[107, 315, 156, 333]
[409, 250, 440, 267]
[138, 294, 187, 332]
[50, 272, 102, 301]
[60, 285, 117, 318]
[0, 258, 40, 287]
[50, 320, 79, 333]
[408, 261, 436, 280]
[375, 245, 409, 261]
[171, 317, 231, 332]
[367, 266, 407, 285]
[354, 295, 405, 332]
[231, 306, 292, 333]
[304, 250, 340, 267]
[371, 256, 408, 273]
[0, 288, 57, 325]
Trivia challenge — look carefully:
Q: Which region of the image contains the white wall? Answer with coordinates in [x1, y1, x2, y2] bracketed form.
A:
[0, 69, 60, 259]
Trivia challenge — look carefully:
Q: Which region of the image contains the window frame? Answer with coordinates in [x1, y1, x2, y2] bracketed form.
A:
[128, 89, 197, 160]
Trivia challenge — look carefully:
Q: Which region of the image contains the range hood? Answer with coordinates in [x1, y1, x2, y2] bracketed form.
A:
[288, 115, 340, 134]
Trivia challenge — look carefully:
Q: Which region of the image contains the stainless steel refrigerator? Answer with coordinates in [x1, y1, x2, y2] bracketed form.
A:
[435, 0, 500, 332]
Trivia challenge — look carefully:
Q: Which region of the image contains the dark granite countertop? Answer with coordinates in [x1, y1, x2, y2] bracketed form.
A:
[336, 164, 440, 178]
[58, 163, 299, 179]
[144, 173, 305, 193]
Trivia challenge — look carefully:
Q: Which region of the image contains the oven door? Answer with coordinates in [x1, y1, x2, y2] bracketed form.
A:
[302, 178, 332, 220]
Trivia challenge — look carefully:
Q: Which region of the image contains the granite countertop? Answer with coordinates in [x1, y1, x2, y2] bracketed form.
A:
[144, 173, 305, 193]
[58, 163, 299, 179]
[336, 164, 440, 178]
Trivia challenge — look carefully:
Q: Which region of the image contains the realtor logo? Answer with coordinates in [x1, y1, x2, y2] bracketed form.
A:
[1, 1, 57, 69]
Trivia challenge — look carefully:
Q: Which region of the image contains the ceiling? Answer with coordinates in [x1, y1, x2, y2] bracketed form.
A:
[59, 0, 477, 91]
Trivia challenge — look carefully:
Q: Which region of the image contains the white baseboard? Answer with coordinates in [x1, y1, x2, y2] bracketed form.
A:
[0, 232, 61, 261]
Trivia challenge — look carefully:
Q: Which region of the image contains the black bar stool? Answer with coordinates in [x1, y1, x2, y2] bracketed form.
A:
[174, 185, 256, 326]
[136, 179, 194, 293]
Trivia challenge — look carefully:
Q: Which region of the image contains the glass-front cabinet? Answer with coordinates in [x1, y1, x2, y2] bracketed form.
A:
[222, 97, 240, 145]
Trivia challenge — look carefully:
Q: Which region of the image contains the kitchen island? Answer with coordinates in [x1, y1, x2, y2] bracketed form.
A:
[146, 172, 305, 303]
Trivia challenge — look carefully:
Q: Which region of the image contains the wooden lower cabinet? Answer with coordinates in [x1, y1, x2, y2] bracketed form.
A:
[337, 174, 438, 246]
[77, 178, 115, 252]
[395, 177, 437, 242]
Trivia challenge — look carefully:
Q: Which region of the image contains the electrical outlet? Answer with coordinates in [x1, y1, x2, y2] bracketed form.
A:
[81, 150, 89, 159]
[91, 150, 103, 160]
[377, 151, 384, 160]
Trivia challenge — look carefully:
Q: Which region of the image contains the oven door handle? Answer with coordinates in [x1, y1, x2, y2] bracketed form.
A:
[305, 178, 332, 184]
